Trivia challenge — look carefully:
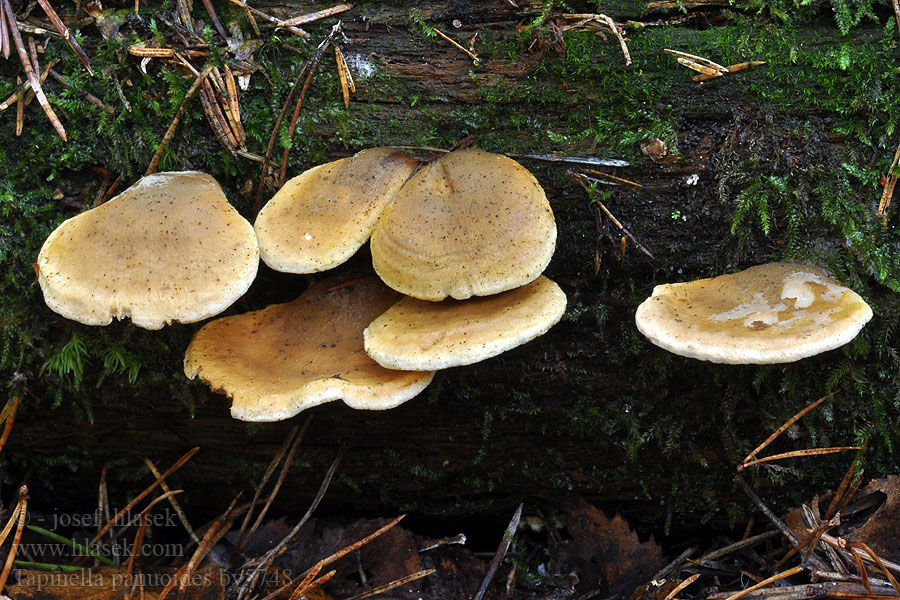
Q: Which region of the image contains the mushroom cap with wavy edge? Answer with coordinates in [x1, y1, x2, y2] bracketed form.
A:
[634, 262, 873, 364]
[255, 147, 420, 273]
[36, 171, 259, 330]
[364, 276, 567, 371]
[370, 148, 557, 301]
[183, 276, 436, 422]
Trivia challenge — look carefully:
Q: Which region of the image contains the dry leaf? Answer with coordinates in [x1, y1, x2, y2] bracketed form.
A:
[562, 496, 664, 597]
[847, 476, 900, 562]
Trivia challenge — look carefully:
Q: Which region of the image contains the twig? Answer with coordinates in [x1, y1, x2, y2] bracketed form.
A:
[226, 0, 309, 39]
[35, 0, 92, 74]
[741, 392, 836, 466]
[878, 139, 900, 218]
[663, 573, 701, 600]
[86, 447, 200, 548]
[508, 152, 630, 167]
[665, 48, 728, 75]
[0, 486, 28, 594]
[259, 515, 405, 600]
[700, 531, 779, 562]
[816, 534, 900, 575]
[198, 0, 228, 39]
[1, 0, 66, 140]
[240, 423, 305, 549]
[825, 445, 866, 520]
[708, 582, 899, 600]
[740, 447, 864, 471]
[693, 61, 765, 82]
[0, 3, 9, 59]
[278, 3, 353, 27]
[855, 543, 900, 596]
[433, 26, 480, 64]
[48, 69, 114, 113]
[334, 44, 355, 107]
[345, 569, 437, 600]
[570, 171, 655, 259]
[145, 65, 212, 176]
[158, 502, 238, 600]
[585, 168, 643, 188]
[238, 452, 342, 600]
[145, 458, 198, 544]
[734, 474, 801, 546]
[0, 395, 20, 459]
[255, 22, 340, 210]
[474, 503, 523, 600]
[724, 565, 807, 600]
[279, 22, 340, 185]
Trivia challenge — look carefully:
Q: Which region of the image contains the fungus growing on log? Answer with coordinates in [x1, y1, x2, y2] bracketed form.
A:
[364, 276, 567, 370]
[634, 262, 873, 364]
[254, 147, 419, 273]
[183, 276, 435, 422]
[36, 171, 259, 330]
[370, 148, 557, 301]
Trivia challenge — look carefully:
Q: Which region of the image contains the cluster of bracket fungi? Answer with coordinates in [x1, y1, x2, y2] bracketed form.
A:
[37, 147, 566, 421]
[36, 148, 874, 422]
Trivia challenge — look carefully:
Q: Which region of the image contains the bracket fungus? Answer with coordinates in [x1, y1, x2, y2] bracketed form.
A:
[634, 262, 873, 364]
[370, 148, 557, 301]
[36, 171, 259, 329]
[254, 147, 419, 273]
[364, 276, 567, 370]
[183, 276, 435, 422]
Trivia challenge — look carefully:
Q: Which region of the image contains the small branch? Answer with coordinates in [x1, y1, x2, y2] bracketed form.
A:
[570, 170, 655, 259]
[278, 3, 352, 27]
[474, 503, 522, 600]
[741, 392, 836, 465]
[145, 65, 212, 176]
[1, 0, 66, 140]
[433, 26, 480, 64]
[35, 0, 92, 74]
[227, 0, 309, 39]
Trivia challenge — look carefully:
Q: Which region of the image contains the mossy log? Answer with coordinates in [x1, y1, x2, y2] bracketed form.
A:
[2, 0, 899, 535]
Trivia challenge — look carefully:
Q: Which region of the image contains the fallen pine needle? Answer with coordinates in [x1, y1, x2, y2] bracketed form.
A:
[145, 66, 212, 176]
[346, 569, 437, 600]
[739, 446, 864, 471]
[663, 573, 701, 600]
[724, 565, 806, 600]
[278, 3, 352, 27]
[0, 486, 28, 594]
[87, 446, 200, 548]
[433, 26, 480, 64]
[474, 503, 522, 600]
[741, 392, 836, 466]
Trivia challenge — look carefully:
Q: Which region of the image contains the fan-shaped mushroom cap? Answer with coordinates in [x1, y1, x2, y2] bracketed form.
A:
[364, 276, 566, 370]
[37, 171, 259, 330]
[635, 262, 873, 364]
[370, 148, 557, 301]
[183, 277, 435, 421]
[255, 147, 419, 273]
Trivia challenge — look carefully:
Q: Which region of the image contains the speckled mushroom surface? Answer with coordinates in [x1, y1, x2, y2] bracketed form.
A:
[36, 171, 259, 329]
[634, 262, 873, 364]
[183, 276, 435, 422]
[364, 276, 567, 370]
[254, 147, 419, 273]
[370, 148, 557, 301]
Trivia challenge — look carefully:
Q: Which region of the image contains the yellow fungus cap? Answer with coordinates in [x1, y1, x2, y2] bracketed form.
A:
[370, 148, 557, 301]
[36, 171, 259, 330]
[254, 147, 419, 273]
[364, 276, 567, 370]
[184, 276, 435, 421]
[634, 263, 873, 364]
